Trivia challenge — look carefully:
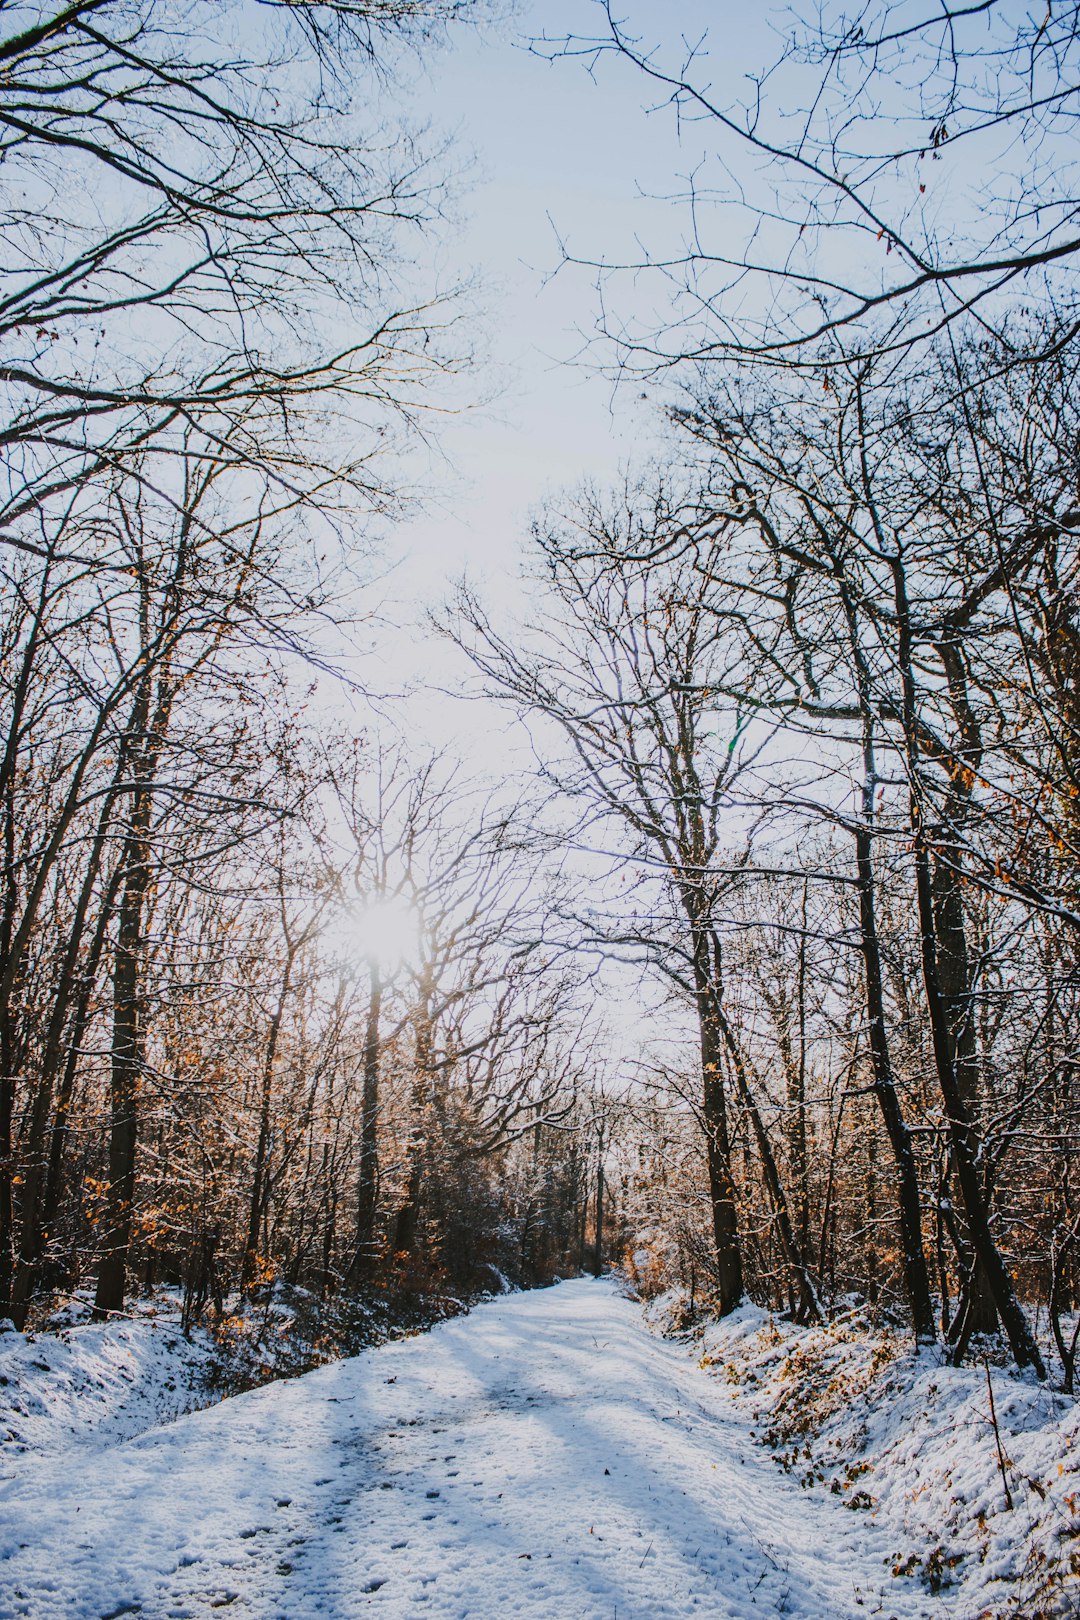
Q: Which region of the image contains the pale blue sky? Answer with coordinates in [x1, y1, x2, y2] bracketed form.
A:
[355, 1, 777, 712]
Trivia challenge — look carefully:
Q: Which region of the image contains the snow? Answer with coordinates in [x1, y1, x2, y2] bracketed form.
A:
[0, 1292, 218, 1478]
[688, 1299, 1080, 1618]
[0, 1278, 962, 1619]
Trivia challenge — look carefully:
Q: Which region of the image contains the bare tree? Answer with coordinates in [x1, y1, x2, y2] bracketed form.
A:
[0, 0, 473, 532]
[546, 3, 1080, 368]
[449, 493, 822, 1315]
[661, 338, 1064, 1370]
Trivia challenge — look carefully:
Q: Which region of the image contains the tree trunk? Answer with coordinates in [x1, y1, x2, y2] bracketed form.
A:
[241, 947, 295, 1291]
[854, 817, 937, 1343]
[11, 768, 128, 1325]
[39, 856, 125, 1280]
[710, 936, 820, 1322]
[0, 768, 16, 1315]
[838, 568, 936, 1344]
[393, 986, 434, 1261]
[92, 813, 152, 1320]
[345, 960, 381, 1288]
[933, 859, 997, 1338]
[592, 1125, 605, 1277]
[692, 926, 743, 1313]
[0, 561, 55, 1314]
[892, 553, 1045, 1375]
[790, 881, 811, 1254]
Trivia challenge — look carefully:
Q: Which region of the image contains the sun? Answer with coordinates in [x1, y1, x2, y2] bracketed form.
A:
[350, 895, 420, 972]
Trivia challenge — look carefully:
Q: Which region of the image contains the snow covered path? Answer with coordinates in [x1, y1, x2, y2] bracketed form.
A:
[0, 1280, 949, 1619]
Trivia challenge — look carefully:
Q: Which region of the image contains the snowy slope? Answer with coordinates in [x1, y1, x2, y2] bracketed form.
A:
[0, 1293, 219, 1478]
[0, 1278, 958, 1620]
[689, 1300, 1080, 1618]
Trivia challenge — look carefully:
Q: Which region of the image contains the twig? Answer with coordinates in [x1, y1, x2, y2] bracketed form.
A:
[984, 1356, 1014, 1511]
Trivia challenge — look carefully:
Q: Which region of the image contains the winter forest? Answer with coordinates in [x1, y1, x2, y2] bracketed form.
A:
[2, 3, 1080, 1618]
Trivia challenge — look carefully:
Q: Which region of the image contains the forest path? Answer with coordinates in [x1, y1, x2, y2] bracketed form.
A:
[0, 1279, 949, 1620]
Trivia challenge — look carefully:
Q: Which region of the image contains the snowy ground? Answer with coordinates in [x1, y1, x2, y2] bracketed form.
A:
[0, 1278, 965, 1620]
[688, 1299, 1080, 1619]
[0, 1292, 218, 1478]
[0, 1281, 470, 1486]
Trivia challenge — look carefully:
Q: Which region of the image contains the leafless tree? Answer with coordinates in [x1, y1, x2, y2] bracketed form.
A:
[448, 494, 825, 1316]
[545, 4, 1080, 369]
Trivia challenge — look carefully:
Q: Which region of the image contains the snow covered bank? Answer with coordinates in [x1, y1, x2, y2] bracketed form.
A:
[0, 1283, 471, 1482]
[0, 1292, 219, 1479]
[674, 1298, 1080, 1618]
[2, 1277, 968, 1619]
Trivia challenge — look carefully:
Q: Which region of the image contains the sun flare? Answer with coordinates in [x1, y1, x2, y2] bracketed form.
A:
[350, 895, 420, 971]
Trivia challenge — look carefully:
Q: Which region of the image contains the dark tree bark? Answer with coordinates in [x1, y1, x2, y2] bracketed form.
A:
[691, 924, 743, 1313]
[392, 979, 435, 1260]
[92, 762, 154, 1319]
[892, 552, 1045, 1376]
[708, 934, 819, 1323]
[241, 941, 297, 1292]
[834, 556, 937, 1343]
[789, 881, 811, 1255]
[10, 742, 134, 1324]
[345, 959, 382, 1288]
[592, 1123, 605, 1278]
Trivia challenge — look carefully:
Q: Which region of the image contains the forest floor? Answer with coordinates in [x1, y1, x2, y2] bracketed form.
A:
[0, 1278, 1075, 1619]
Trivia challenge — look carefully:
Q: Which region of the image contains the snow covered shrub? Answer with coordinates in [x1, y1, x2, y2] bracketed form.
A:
[624, 1229, 679, 1300]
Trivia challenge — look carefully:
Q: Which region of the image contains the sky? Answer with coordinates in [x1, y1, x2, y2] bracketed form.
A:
[318, 0, 763, 1045]
[304, 0, 1045, 1057]
[317, 2, 827, 1056]
[347, 1, 775, 742]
